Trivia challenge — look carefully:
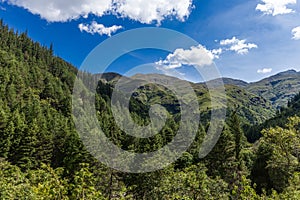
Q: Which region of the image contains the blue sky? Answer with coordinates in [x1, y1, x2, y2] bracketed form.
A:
[0, 0, 300, 82]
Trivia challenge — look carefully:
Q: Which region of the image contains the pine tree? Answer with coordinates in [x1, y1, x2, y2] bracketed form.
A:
[14, 118, 38, 170]
[227, 111, 249, 199]
[204, 124, 235, 181]
[0, 102, 11, 158]
[229, 111, 246, 171]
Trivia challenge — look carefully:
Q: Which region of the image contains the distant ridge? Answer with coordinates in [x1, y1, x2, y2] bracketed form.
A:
[96, 69, 300, 109]
[273, 69, 298, 76]
[246, 69, 300, 108]
[205, 78, 249, 88]
[202, 69, 300, 109]
[96, 72, 123, 83]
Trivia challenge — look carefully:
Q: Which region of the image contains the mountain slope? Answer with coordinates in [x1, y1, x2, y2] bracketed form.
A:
[206, 78, 249, 88]
[0, 20, 87, 171]
[246, 70, 300, 109]
[246, 91, 300, 142]
[204, 70, 300, 109]
[99, 73, 276, 125]
[1, 20, 300, 199]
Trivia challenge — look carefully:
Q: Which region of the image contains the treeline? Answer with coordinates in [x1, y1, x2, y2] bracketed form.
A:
[0, 19, 300, 199]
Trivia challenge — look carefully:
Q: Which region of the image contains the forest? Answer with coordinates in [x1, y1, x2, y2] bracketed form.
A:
[0, 19, 300, 199]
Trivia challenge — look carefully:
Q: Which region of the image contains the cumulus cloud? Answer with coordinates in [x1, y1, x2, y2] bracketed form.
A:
[292, 26, 300, 40]
[256, 0, 296, 16]
[257, 68, 272, 74]
[211, 48, 223, 59]
[4, 0, 193, 24]
[78, 21, 122, 37]
[220, 37, 258, 55]
[5, 0, 112, 22]
[155, 45, 221, 69]
[115, 0, 193, 24]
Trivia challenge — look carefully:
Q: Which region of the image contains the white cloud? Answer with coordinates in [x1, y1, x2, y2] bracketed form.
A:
[220, 37, 258, 55]
[79, 21, 122, 37]
[257, 68, 272, 74]
[4, 0, 193, 24]
[115, 0, 193, 24]
[256, 0, 296, 16]
[155, 45, 220, 69]
[5, 0, 112, 22]
[292, 26, 300, 40]
[211, 48, 223, 59]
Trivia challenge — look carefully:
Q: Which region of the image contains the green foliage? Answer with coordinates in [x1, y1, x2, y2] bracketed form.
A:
[246, 91, 300, 142]
[205, 124, 236, 181]
[261, 116, 300, 191]
[154, 164, 229, 200]
[231, 175, 260, 200]
[0, 160, 35, 199]
[279, 172, 300, 199]
[70, 163, 104, 200]
[28, 164, 69, 199]
[252, 116, 300, 195]
[1, 19, 300, 199]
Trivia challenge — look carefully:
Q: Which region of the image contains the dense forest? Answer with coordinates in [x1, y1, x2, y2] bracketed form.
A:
[1, 19, 300, 199]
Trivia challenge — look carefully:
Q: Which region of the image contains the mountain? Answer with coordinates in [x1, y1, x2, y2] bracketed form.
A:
[206, 77, 249, 88]
[246, 69, 300, 109]
[205, 70, 300, 109]
[1, 20, 300, 199]
[0, 20, 80, 169]
[101, 73, 275, 125]
[97, 72, 123, 83]
[246, 91, 300, 142]
[77, 68, 300, 125]
[129, 68, 300, 124]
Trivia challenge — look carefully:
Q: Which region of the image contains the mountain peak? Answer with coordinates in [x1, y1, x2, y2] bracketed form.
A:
[276, 69, 298, 76]
[247, 69, 300, 108]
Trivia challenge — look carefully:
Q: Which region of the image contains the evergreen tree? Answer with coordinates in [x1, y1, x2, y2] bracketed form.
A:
[0, 101, 11, 158]
[14, 118, 38, 170]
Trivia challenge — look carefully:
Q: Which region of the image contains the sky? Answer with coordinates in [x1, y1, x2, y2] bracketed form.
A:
[0, 0, 300, 82]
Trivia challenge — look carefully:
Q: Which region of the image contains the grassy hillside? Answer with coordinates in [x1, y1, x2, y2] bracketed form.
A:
[206, 77, 249, 88]
[100, 73, 276, 125]
[246, 70, 300, 109]
[206, 70, 300, 110]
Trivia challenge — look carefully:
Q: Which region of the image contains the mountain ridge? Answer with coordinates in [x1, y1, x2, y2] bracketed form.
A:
[98, 69, 300, 109]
